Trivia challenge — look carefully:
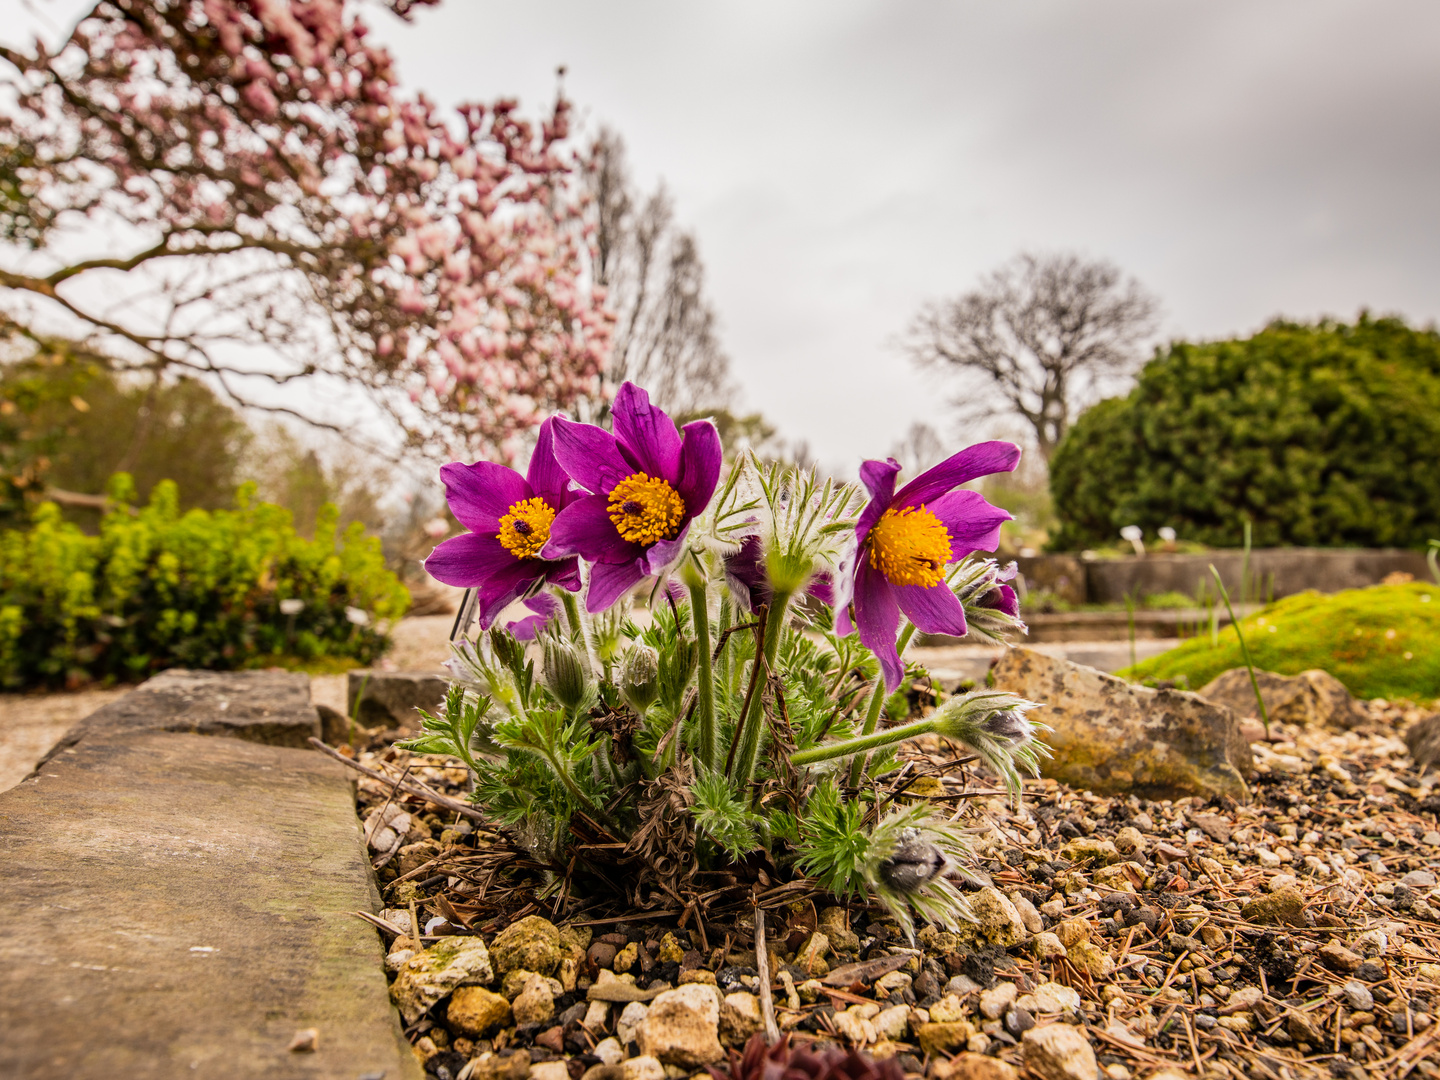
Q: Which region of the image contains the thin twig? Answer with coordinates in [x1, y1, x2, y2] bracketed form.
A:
[754, 905, 781, 1044]
[307, 737, 487, 822]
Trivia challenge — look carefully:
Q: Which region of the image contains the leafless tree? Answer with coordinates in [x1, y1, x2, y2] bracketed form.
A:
[904, 252, 1159, 462]
[585, 129, 734, 414]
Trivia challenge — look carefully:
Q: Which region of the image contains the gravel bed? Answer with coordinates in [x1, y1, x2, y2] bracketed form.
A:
[339, 696, 1440, 1080]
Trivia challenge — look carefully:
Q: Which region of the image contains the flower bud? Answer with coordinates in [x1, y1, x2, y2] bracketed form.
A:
[619, 642, 660, 714]
[981, 708, 1032, 745]
[542, 638, 590, 711]
[878, 827, 948, 894]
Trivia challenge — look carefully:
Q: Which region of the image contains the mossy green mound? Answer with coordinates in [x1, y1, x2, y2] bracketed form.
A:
[1119, 582, 1439, 702]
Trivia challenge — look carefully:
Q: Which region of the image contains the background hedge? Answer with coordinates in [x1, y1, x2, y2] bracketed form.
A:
[0, 476, 409, 688]
[1048, 315, 1440, 551]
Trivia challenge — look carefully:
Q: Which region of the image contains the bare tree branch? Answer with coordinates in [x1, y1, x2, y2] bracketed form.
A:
[904, 252, 1159, 461]
[584, 128, 734, 416]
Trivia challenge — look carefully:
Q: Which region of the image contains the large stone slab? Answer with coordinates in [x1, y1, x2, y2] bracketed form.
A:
[36, 668, 319, 768]
[991, 647, 1253, 802]
[1199, 667, 1365, 730]
[0, 730, 420, 1079]
[347, 669, 448, 730]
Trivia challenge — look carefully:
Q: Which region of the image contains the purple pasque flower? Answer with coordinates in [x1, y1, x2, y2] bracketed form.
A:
[541, 382, 722, 613]
[838, 442, 1021, 690]
[425, 417, 581, 629]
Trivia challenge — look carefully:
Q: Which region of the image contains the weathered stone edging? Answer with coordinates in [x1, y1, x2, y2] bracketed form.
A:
[0, 670, 421, 1080]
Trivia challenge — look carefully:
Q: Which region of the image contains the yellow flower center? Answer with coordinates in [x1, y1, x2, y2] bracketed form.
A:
[498, 496, 556, 559]
[607, 473, 687, 545]
[868, 505, 953, 587]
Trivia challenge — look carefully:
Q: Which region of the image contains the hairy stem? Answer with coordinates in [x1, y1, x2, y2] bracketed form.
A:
[689, 581, 718, 771]
[561, 590, 583, 638]
[729, 590, 792, 788]
[792, 714, 939, 766]
[849, 622, 917, 786]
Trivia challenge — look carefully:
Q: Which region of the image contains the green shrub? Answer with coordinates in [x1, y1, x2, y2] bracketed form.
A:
[0, 475, 409, 688]
[1118, 583, 1440, 702]
[1049, 315, 1440, 551]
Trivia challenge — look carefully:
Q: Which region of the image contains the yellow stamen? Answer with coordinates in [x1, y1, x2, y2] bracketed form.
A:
[868, 504, 953, 587]
[607, 473, 686, 545]
[498, 496, 556, 559]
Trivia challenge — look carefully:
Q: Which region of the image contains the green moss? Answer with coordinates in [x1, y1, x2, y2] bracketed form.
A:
[1118, 582, 1440, 702]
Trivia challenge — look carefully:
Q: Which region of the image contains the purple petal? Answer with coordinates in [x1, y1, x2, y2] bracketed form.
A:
[644, 521, 692, 576]
[892, 442, 1021, 509]
[675, 420, 722, 515]
[855, 458, 901, 544]
[806, 571, 835, 606]
[611, 382, 682, 484]
[547, 556, 583, 592]
[853, 559, 904, 691]
[724, 534, 767, 613]
[425, 532, 516, 588]
[526, 417, 576, 509]
[506, 593, 561, 641]
[587, 559, 647, 613]
[981, 583, 1020, 617]
[542, 494, 643, 564]
[440, 461, 530, 533]
[476, 560, 545, 629]
[927, 489, 1013, 557]
[551, 418, 640, 495]
[894, 581, 969, 638]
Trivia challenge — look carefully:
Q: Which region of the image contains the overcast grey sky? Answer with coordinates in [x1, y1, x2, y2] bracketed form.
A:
[375, 0, 1440, 466]
[14, 1, 1440, 469]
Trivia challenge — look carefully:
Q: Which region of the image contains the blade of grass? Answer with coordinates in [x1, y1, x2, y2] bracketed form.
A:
[1209, 563, 1269, 738]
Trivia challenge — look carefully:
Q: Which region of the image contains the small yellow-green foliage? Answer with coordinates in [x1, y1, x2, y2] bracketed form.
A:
[1119, 582, 1439, 702]
[0, 475, 409, 688]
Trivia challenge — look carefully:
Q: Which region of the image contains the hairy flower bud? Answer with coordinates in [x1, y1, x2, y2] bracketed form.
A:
[542, 638, 590, 711]
[878, 827, 948, 894]
[619, 642, 660, 715]
[982, 708, 1032, 745]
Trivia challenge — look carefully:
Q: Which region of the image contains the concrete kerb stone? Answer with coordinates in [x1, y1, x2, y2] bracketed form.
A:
[34, 668, 320, 772]
[0, 670, 421, 1080]
[346, 670, 449, 730]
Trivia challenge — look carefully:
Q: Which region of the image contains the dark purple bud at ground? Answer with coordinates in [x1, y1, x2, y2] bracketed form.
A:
[982, 708, 1032, 745]
[879, 826, 948, 894]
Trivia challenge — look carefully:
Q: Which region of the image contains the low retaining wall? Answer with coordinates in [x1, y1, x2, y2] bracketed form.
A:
[0, 669, 420, 1080]
[1017, 548, 1430, 606]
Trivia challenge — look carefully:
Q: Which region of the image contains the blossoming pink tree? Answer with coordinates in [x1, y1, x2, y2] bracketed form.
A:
[0, 0, 612, 463]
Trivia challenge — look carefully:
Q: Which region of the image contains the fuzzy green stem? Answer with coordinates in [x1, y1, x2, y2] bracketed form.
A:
[793, 714, 938, 766]
[561, 590, 583, 638]
[717, 592, 733, 698]
[1210, 564, 1270, 737]
[689, 581, 718, 771]
[729, 589, 791, 788]
[849, 622, 917, 786]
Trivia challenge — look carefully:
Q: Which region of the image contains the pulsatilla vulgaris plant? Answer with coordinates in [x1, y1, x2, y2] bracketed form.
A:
[405, 382, 1049, 937]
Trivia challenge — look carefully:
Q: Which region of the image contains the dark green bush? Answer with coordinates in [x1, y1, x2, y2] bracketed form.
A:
[0, 476, 409, 688]
[1049, 315, 1440, 551]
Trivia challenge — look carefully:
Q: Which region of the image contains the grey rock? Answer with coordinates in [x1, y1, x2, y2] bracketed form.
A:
[36, 669, 318, 769]
[390, 939, 496, 1024]
[637, 995, 723, 1068]
[990, 648, 1252, 802]
[347, 669, 448, 730]
[1342, 981, 1374, 1011]
[1407, 713, 1440, 769]
[1022, 1023, 1098, 1080]
[0, 730, 418, 1079]
[1401, 870, 1437, 889]
[491, 915, 563, 977]
[1200, 668, 1365, 730]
